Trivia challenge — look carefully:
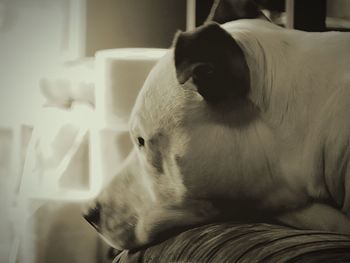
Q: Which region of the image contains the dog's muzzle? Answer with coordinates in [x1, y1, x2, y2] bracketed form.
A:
[83, 202, 101, 231]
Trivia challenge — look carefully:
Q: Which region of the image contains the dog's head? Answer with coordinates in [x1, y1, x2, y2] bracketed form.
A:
[83, 1, 277, 250]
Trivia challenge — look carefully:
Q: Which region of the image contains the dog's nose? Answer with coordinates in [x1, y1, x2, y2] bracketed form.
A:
[83, 202, 101, 230]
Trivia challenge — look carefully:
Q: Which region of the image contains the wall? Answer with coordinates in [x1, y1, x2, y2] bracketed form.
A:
[85, 0, 186, 56]
[0, 0, 74, 127]
[0, 1, 187, 262]
[0, 1, 78, 261]
[0, 0, 186, 127]
[327, 0, 350, 19]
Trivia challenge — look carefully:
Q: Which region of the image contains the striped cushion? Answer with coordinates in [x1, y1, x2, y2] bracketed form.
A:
[114, 223, 350, 263]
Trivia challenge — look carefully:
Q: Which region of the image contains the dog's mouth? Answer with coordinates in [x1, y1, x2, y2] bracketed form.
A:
[82, 195, 279, 251]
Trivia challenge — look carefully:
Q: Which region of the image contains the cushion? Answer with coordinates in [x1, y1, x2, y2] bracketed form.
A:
[114, 222, 350, 263]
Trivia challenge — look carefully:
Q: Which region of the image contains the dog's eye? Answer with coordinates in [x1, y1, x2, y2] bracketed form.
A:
[137, 137, 145, 148]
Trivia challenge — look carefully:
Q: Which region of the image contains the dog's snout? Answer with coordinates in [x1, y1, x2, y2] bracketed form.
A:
[83, 202, 101, 230]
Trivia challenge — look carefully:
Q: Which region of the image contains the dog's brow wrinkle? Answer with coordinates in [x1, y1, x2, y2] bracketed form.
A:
[148, 132, 164, 146]
[175, 155, 181, 164]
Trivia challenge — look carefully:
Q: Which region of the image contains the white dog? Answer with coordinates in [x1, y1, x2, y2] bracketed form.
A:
[84, 0, 350, 250]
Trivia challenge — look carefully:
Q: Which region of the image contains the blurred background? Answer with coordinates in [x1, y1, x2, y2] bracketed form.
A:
[0, 0, 349, 262]
[0, 1, 187, 262]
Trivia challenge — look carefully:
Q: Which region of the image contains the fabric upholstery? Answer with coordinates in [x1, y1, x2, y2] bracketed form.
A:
[114, 222, 350, 263]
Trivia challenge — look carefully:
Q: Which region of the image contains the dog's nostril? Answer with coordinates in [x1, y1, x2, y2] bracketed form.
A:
[83, 202, 101, 230]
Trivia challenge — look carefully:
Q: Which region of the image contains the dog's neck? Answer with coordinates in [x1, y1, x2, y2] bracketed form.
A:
[230, 23, 306, 127]
[224, 21, 333, 204]
[228, 21, 350, 205]
[230, 22, 348, 136]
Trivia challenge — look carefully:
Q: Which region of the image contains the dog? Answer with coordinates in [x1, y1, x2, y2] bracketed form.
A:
[83, 0, 350, 250]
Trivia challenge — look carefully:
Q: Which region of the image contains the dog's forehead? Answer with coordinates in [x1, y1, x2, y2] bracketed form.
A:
[130, 51, 190, 134]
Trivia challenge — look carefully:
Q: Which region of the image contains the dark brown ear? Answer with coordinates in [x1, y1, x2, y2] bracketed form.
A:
[207, 0, 265, 24]
[174, 22, 250, 106]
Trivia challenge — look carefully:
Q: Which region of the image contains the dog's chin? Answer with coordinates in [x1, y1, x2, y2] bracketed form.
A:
[100, 221, 206, 252]
[100, 232, 139, 251]
[101, 224, 173, 251]
[98, 225, 141, 251]
[99, 234, 123, 250]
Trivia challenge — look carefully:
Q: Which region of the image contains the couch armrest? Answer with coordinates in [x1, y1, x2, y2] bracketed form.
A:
[114, 222, 350, 262]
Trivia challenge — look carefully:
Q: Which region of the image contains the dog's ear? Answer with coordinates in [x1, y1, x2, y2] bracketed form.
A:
[207, 0, 265, 24]
[174, 22, 250, 105]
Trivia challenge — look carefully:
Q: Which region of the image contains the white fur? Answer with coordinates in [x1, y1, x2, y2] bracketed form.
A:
[91, 19, 350, 249]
